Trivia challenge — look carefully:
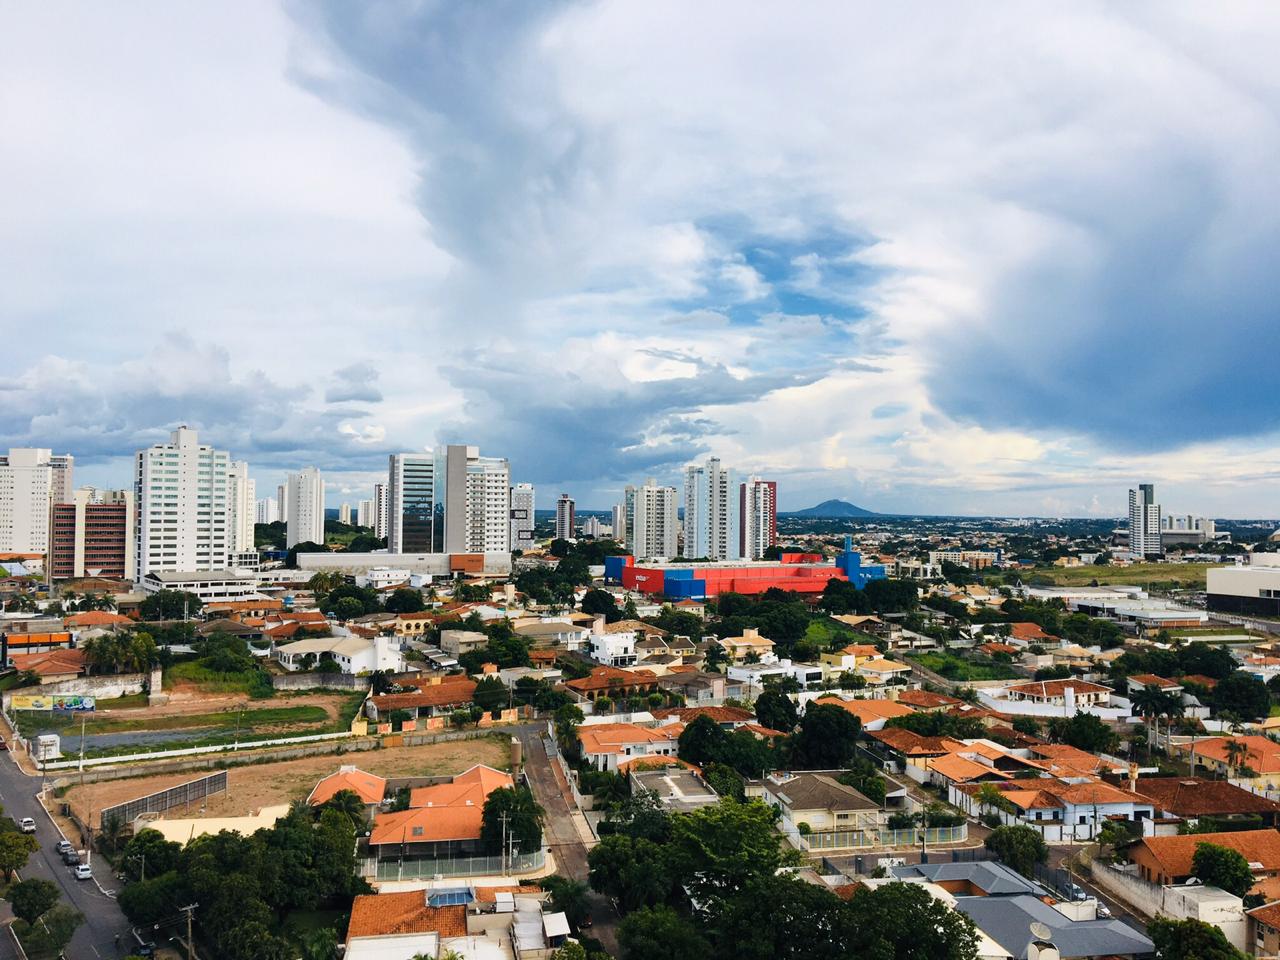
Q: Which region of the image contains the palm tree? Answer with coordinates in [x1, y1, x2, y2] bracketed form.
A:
[1225, 739, 1250, 780]
[323, 788, 367, 829]
[1130, 686, 1166, 751]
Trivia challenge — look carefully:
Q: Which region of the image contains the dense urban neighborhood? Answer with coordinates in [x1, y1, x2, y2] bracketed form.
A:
[0, 443, 1279, 960]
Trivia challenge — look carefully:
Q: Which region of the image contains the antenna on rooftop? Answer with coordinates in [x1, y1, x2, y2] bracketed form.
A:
[1028, 921, 1059, 960]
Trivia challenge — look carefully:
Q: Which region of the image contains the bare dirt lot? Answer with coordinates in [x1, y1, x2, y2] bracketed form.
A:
[60, 735, 510, 829]
[100, 688, 353, 723]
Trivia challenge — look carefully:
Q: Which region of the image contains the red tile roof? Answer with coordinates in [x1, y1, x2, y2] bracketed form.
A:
[308, 767, 387, 806]
[1136, 829, 1280, 879]
[895, 689, 962, 709]
[347, 895, 466, 940]
[564, 666, 658, 694]
[372, 676, 477, 711]
[1009, 622, 1054, 641]
[650, 706, 754, 725]
[1183, 736, 1280, 775]
[1129, 674, 1181, 689]
[1131, 778, 1280, 817]
[62, 611, 133, 628]
[8, 648, 86, 678]
[1006, 678, 1111, 698]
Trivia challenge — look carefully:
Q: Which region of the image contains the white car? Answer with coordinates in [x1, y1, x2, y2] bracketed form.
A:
[18, 818, 36, 834]
[72, 863, 92, 881]
[55, 839, 73, 855]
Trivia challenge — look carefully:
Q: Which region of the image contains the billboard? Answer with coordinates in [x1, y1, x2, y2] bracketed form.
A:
[10, 694, 95, 712]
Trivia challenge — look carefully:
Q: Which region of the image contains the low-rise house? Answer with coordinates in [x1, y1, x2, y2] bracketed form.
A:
[1248, 901, 1280, 957]
[753, 770, 916, 850]
[956, 776, 1154, 842]
[201, 599, 284, 621]
[1128, 829, 1280, 887]
[810, 695, 914, 730]
[655, 669, 742, 705]
[866, 727, 968, 772]
[1008, 622, 1056, 644]
[274, 634, 403, 674]
[895, 688, 962, 712]
[1130, 777, 1280, 831]
[1179, 735, 1280, 788]
[651, 705, 755, 729]
[62, 610, 135, 631]
[1003, 678, 1112, 708]
[630, 765, 719, 812]
[856, 657, 913, 685]
[514, 620, 591, 651]
[440, 629, 489, 657]
[603, 619, 668, 642]
[368, 674, 477, 721]
[578, 722, 679, 772]
[819, 642, 881, 673]
[717, 627, 775, 665]
[308, 765, 387, 812]
[563, 665, 659, 703]
[392, 611, 439, 636]
[8, 648, 86, 684]
[587, 630, 638, 667]
[1127, 673, 1183, 695]
[368, 764, 512, 859]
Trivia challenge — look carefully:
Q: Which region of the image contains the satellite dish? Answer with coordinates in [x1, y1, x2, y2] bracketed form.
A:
[1030, 922, 1052, 941]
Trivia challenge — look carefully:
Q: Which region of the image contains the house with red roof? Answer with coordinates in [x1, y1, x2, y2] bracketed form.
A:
[308, 765, 387, 810]
[368, 764, 513, 858]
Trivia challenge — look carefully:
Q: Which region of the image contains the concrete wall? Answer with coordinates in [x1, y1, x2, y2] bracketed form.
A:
[271, 673, 370, 692]
[1089, 861, 1247, 950]
[4, 672, 148, 708]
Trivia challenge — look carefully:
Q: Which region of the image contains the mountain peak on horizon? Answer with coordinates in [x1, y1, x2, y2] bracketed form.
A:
[788, 499, 878, 518]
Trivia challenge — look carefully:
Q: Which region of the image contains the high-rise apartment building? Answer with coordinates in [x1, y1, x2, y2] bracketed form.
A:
[373, 482, 389, 540]
[135, 427, 232, 576]
[622, 478, 678, 559]
[739, 476, 778, 560]
[339, 502, 351, 525]
[510, 482, 535, 550]
[444, 445, 510, 554]
[388, 454, 443, 553]
[357, 499, 373, 528]
[612, 504, 626, 545]
[276, 482, 289, 524]
[1128, 483, 1162, 558]
[555, 493, 576, 542]
[226, 460, 255, 554]
[49, 488, 135, 580]
[581, 516, 608, 538]
[255, 498, 278, 524]
[0, 448, 73, 555]
[285, 467, 325, 548]
[683, 457, 739, 560]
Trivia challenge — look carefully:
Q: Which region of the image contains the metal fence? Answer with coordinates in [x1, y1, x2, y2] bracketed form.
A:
[359, 849, 546, 880]
[100, 771, 228, 827]
[801, 825, 968, 851]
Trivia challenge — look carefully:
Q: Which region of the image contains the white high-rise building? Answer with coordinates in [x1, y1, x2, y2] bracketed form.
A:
[1128, 483, 1162, 559]
[0, 448, 73, 555]
[622, 478, 678, 559]
[555, 493, 576, 542]
[134, 427, 232, 577]
[581, 516, 609, 539]
[339, 502, 351, 525]
[255, 498, 278, 524]
[357, 499, 374, 528]
[683, 457, 739, 560]
[372, 482, 389, 540]
[612, 503, 626, 545]
[276, 482, 289, 524]
[388, 454, 442, 553]
[510, 482, 535, 550]
[740, 476, 778, 560]
[226, 461, 255, 554]
[286, 467, 325, 548]
[445, 445, 510, 554]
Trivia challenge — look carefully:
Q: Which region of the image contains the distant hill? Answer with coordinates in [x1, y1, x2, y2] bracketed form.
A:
[787, 499, 879, 518]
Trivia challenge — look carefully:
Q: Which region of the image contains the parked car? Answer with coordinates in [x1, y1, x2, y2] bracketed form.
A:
[72, 863, 92, 881]
[61, 849, 81, 866]
[55, 839, 74, 855]
[1061, 882, 1087, 902]
[1096, 903, 1112, 919]
[19, 818, 36, 834]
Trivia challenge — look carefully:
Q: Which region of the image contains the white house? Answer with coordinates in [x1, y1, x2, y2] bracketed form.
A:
[588, 631, 638, 667]
[274, 634, 403, 675]
[513, 620, 591, 651]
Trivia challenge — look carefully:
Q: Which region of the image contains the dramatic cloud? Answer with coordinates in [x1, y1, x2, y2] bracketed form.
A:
[3, 1, 1280, 514]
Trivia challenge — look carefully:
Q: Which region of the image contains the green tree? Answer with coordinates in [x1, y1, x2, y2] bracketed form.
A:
[1212, 672, 1271, 722]
[846, 881, 979, 960]
[384, 588, 425, 614]
[334, 596, 363, 621]
[0, 832, 38, 881]
[1192, 842, 1254, 897]
[139, 589, 204, 621]
[473, 676, 511, 714]
[984, 825, 1048, 878]
[618, 905, 709, 960]
[587, 834, 673, 911]
[710, 873, 854, 960]
[480, 787, 544, 854]
[322, 788, 368, 830]
[677, 715, 729, 767]
[789, 703, 859, 769]
[538, 875, 592, 929]
[581, 589, 621, 623]
[8, 878, 59, 926]
[300, 927, 339, 960]
[118, 872, 184, 926]
[1046, 711, 1117, 754]
[1148, 917, 1247, 960]
[754, 688, 798, 732]
[666, 799, 786, 910]
[122, 828, 182, 881]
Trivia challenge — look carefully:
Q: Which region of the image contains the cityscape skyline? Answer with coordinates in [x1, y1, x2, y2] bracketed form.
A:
[6, 4, 1280, 517]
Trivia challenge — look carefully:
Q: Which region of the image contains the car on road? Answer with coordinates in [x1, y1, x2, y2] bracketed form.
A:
[1061, 882, 1087, 902]
[1096, 903, 1112, 919]
[55, 839, 74, 855]
[61, 849, 81, 866]
[19, 817, 36, 833]
[72, 863, 92, 880]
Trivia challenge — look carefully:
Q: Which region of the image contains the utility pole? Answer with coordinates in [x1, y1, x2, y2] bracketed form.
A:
[179, 902, 198, 960]
[499, 811, 510, 876]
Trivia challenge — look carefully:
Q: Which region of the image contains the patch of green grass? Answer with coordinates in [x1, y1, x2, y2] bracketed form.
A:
[164, 661, 272, 695]
[909, 651, 1020, 682]
[0, 672, 27, 692]
[14, 704, 329, 737]
[804, 618, 876, 651]
[95, 692, 149, 709]
[1017, 562, 1223, 589]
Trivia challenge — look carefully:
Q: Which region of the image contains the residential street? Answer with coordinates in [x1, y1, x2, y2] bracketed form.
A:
[517, 724, 620, 956]
[0, 751, 135, 959]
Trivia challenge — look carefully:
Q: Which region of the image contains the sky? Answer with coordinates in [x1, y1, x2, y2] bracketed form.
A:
[3, 1, 1280, 517]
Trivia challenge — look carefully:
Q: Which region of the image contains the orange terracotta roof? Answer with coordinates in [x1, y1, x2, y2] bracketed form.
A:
[739, 722, 788, 739]
[1248, 901, 1280, 931]
[410, 765, 512, 808]
[373, 677, 477, 711]
[308, 767, 387, 806]
[980, 642, 1019, 656]
[1181, 674, 1219, 689]
[813, 696, 913, 724]
[1131, 778, 1280, 817]
[928, 754, 1011, 784]
[473, 885, 544, 902]
[564, 666, 658, 694]
[616, 755, 698, 774]
[1182, 736, 1280, 775]
[1006, 678, 1111, 698]
[1129, 674, 1180, 689]
[63, 611, 133, 627]
[578, 722, 678, 757]
[838, 644, 880, 657]
[370, 803, 484, 845]
[1136, 829, 1280, 879]
[8, 648, 86, 677]
[650, 706, 754, 725]
[896, 689, 962, 709]
[1009, 622, 1054, 641]
[868, 727, 967, 755]
[347, 895, 466, 940]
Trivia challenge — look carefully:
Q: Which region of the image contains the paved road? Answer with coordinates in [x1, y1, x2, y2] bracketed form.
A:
[0, 753, 135, 959]
[517, 725, 620, 956]
[1047, 845, 1149, 936]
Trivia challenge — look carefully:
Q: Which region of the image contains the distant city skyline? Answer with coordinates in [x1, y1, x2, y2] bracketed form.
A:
[5, 4, 1280, 517]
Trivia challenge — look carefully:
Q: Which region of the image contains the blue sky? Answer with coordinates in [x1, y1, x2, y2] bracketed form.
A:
[3, 1, 1280, 517]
